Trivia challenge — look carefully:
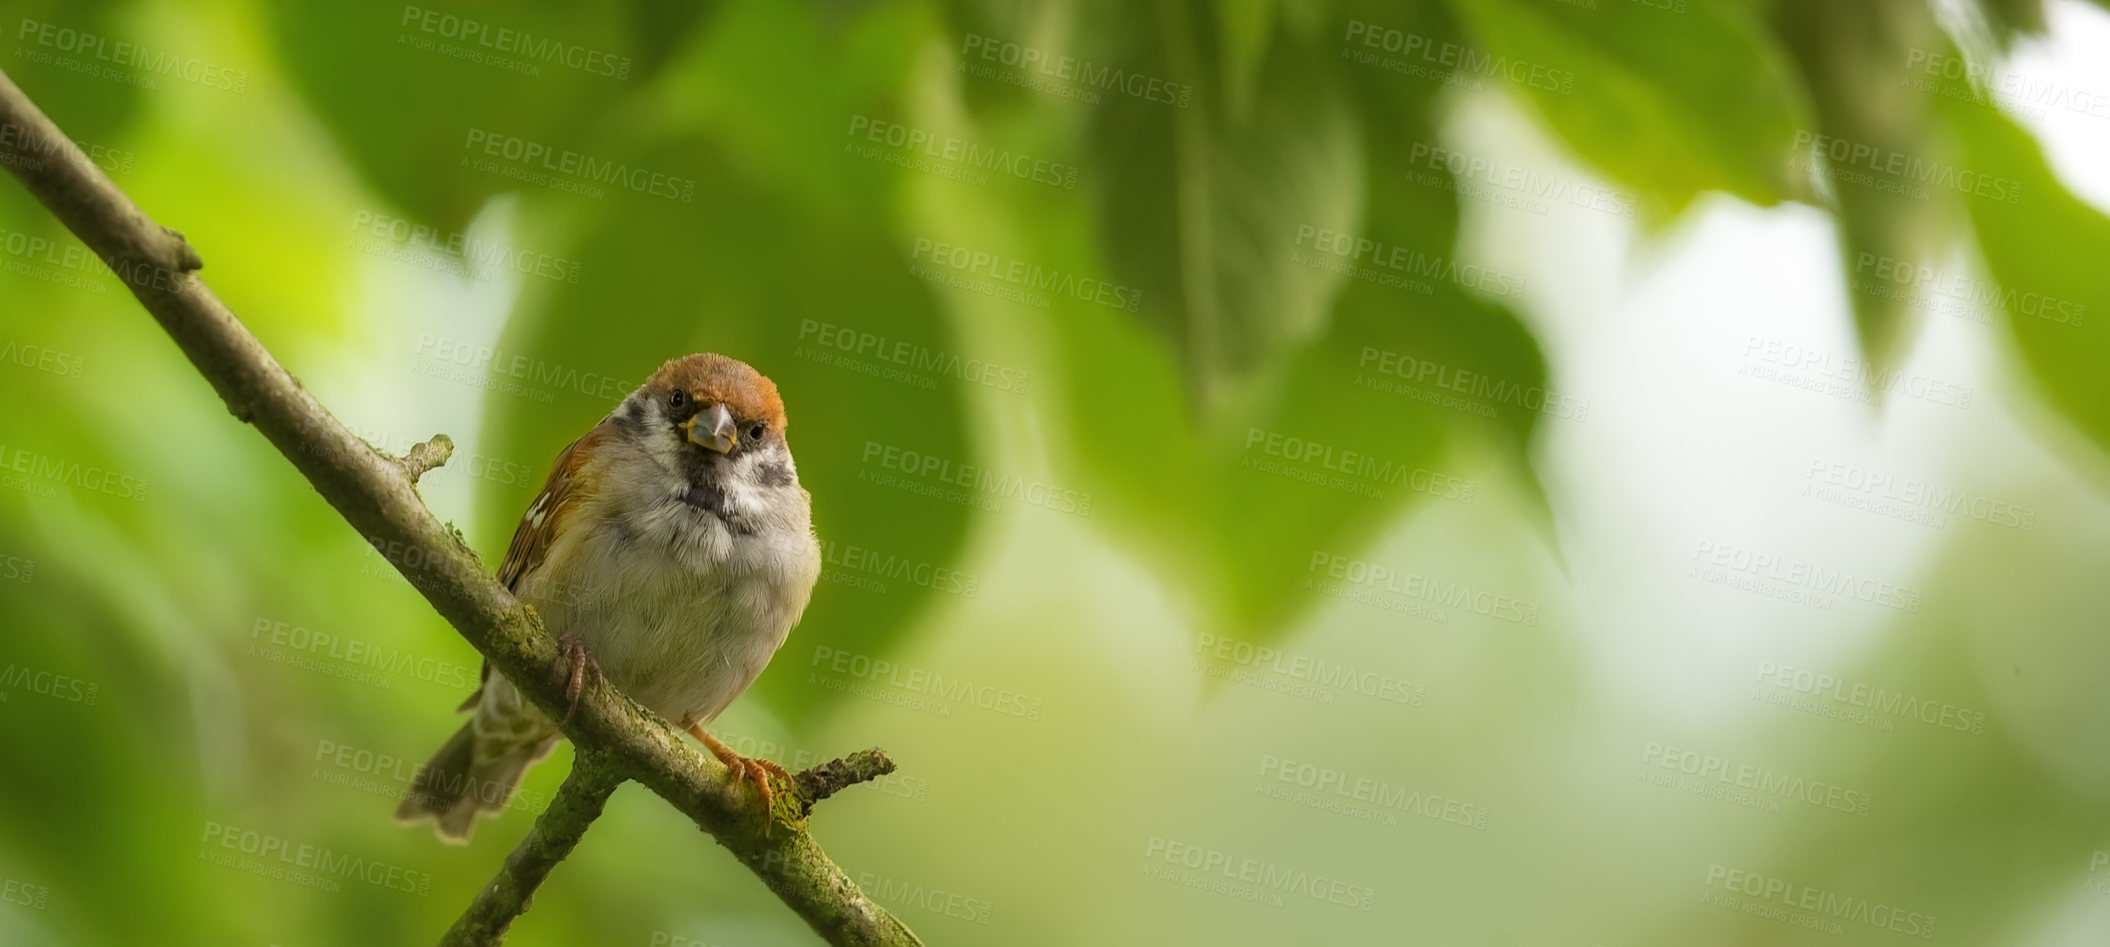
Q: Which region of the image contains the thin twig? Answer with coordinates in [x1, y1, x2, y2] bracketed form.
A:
[442, 754, 625, 947]
[793, 748, 897, 817]
[0, 66, 921, 947]
[399, 433, 455, 485]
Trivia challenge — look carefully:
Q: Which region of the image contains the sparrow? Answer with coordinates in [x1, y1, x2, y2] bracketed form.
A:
[396, 353, 823, 843]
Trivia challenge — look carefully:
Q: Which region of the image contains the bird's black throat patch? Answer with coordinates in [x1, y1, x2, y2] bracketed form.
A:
[680, 477, 755, 535]
[683, 479, 727, 516]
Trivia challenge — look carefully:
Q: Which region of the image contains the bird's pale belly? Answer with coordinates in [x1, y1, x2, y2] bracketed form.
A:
[519, 512, 799, 727]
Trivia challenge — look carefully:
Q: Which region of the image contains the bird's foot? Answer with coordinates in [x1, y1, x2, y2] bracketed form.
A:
[557, 634, 603, 723]
[690, 724, 789, 832]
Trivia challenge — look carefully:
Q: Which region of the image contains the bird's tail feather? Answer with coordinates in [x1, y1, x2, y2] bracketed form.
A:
[393, 720, 556, 844]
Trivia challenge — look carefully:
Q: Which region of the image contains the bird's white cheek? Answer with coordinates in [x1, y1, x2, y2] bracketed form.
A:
[621, 398, 688, 470]
[725, 448, 796, 516]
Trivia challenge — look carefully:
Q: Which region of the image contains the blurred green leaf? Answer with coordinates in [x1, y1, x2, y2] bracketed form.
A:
[1054, 9, 1549, 644]
[263, 0, 660, 229]
[1976, 0, 2047, 45]
[1774, 0, 1951, 372]
[1090, 29, 1361, 410]
[1213, 0, 1278, 117]
[651, 0, 923, 214]
[1449, 0, 1810, 214]
[1948, 100, 2110, 460]
[619, 0, 721, 78]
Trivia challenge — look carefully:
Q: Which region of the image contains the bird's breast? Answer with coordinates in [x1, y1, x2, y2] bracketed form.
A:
[517, 491, 817, 726]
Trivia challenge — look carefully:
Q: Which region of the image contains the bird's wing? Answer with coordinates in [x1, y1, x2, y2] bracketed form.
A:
[456, 422, 611, 713]
[499, 425, 610, 590]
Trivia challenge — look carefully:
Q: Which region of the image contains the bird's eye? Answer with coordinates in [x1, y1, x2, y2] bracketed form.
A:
[748, 423, 766, 441]
[667, 389, 686, 410]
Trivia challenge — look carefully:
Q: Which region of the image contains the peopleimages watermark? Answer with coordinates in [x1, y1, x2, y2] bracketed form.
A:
[0, 441, 149, 502]
[250, 617, 478, 692]
[958, 33, 1192, 107]
[323, 423, 541, 493]
[909, 237, 1142, 312]
[1792, 129, 2021, 204]
[1753, 661, 1986, 736]
[314, 736, 551, 815]
[0, 661, 99, 705]
[2089, 852, 2110, 895]
[1901, 46, 2110, 124]
[15, 18, 249, 93]
[859, 440, 1092, 517]
[0, 120, 135, 176]
[1851, 251, 2083, 327]
[199, 820, 434, 896]
[1702, 863, 1936, 938]
[1141, 835, 1377, 912]
[1193, 632, 1424, 707]
[1341, 18, 1576, 95]
[808, 645, 1043, 721]
[1308, 551, 1540, 626]
[1688, 539, 1923, 612]
[1, 877, 49, 910]
[1242, 426, 1479, 504]
[1357, 345, 1589, 422]
[399, 5, 632, 79]
[855, 870, 993, 925]
[413, 333, 636, 403]
[1292, 224, 1529, 299]
[1898, 49, 2045, 121]
[0, 550, 33, 584]
[1640, 742, 1873, 816]
[794, 318, 1028, 395]
[648, 935, 723, 947]
[817, 538, 983, 600]
[710, 727, 931, 803]
[349, 210, 582, 284]
[1256, 753, 1490, 830]
[1403, 142, 1634, 219]
[462, 128, 696, 202]
[845, 115, 1078, 190]
[1803, 457, 2036, 531]
[0, 223, 108, 294]
[1737, 335, 1974, 410]
[1, 337, 85, 380]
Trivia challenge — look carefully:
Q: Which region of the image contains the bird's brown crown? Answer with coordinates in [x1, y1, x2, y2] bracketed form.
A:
[652, 353, 787, 431]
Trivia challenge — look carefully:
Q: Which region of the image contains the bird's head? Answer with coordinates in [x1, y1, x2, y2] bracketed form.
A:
[617, 353, 800, 514]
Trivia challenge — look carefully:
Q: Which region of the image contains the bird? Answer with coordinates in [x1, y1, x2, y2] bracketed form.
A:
[395, 353, 822, 843]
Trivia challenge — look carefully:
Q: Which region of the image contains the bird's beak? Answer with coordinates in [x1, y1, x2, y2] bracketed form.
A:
[684, 403, 739, 454]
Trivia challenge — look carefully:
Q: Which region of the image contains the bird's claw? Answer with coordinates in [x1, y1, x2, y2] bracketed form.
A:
[691, 725, 787, 834]
[751, 756, 794, 784]
[557, 634, 603, 724]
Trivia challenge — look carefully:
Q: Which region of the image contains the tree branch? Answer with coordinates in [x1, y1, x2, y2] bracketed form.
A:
[443, 753, 625, 947]
[794, 748, 897, 818]
[0, 67, 921, 947]
[398, 433, 455, 486]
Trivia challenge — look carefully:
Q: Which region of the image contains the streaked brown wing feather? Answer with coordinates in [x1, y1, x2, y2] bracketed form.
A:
[458, 422, 612, 713]
[499, 426, 605, 590]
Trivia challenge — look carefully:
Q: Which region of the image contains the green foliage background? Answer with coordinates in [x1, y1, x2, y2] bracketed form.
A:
[2, 0, 2109, 943]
